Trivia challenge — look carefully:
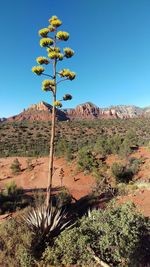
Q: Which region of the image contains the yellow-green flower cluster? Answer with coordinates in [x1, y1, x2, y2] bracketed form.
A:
[48, 51, 64, 61]
[42, 80, 55, 91]
[48, 25, 55, 32]
[53, 101, 62, 108]
[38, 28, 49, 37]
[32, 66, 45, 75]
[47, 47, 60, 53]
[63, 48, 74, 58]
[58, 53, 64, 60]
[56, 31, 69, 41]
[36, 56, 49, 65]
[63, 94, 72, 101]
[49, 15, 58, 22]
[49, 15, 62, 28]
[40, 38, 53, 47]
[59, 69, 76, 80]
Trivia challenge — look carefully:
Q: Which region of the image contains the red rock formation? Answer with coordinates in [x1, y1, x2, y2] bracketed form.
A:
[66, 102, 101, 119]
[6, 101, 69, 122]
[66, 103, 145, 120]
[1, 101, 149, 123]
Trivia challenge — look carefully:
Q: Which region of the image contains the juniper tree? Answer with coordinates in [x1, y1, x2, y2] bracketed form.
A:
[32, 15, 76, 207]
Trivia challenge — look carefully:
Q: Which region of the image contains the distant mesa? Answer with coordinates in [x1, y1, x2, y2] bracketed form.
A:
[1, 101, 150, 122]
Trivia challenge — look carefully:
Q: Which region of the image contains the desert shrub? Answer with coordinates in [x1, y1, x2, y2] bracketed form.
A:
[42, 202, 150, 267]
[94, 136, 112, 156]
[10, 158, 21, 174]
[111, 158, 142, 184]
[54, 188, 72, 207]
[118, 131, 138, 158]
[55, 139, 73, 161]
[124, 130, 138, 147]
[0, 182, 32, 214]
[1, 119, 150, 157]
[0, 218, 34, 267]
[117, 182, 138, 196]
[111, 163, 134, 183]
[117, 182, 129, 195]
[92, 163, 108, 181]
[26, 158, 34, 171]
[92, 174, 115, 198]
[94, 135, 134, 158]
[128, 157, 142, 174]
[3, 181, 23, 197]
[118, 140, 132, 158]
[32, 189, 45, 207]
[64, 144, 74, 161]
[77, 146, 99, 172]
[109, 135, 122, 154]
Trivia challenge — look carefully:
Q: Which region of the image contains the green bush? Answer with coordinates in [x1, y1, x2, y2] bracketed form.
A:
[0, 119, 149, 157]
[77, 146, 99, 172]
[10, 158, 21, 175]
[119, 140, 132, 158]
[94, 136, 112, 156]
[55, 188, 72, 207]
[100, 135, 123, 156]
[55, 138, 73, 161]
[32, 189, 45, 207]
[111, 162, 134, 183]
[117, 182, 138, 196]
[92, 174, 114, 197]
[0, 182, 32, 214]
[0, 218, 34, 267]
[124, 130, 138, 147]
[111, 157, 142, 184]
[94, 134, 134, 158]
[42, 202, 150, 267]
[3, 181, 23, 197]
[128, 157, 142, 174]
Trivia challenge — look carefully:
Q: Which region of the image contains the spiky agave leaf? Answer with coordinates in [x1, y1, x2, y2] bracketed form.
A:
[22, 203, 71, 238]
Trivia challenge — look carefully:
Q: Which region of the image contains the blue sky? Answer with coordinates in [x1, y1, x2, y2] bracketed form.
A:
[0, 0, 150, 117]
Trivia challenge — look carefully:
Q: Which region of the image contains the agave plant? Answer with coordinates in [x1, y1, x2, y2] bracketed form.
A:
[22, 203, 72, 244]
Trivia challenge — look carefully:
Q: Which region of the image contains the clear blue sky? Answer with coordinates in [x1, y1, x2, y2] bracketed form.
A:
[0, 0, 150, 117]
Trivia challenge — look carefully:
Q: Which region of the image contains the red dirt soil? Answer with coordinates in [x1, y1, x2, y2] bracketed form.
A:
[0, 157, 95, 200]
[118, 189, 150, 217]
[0, 146, 150, 218]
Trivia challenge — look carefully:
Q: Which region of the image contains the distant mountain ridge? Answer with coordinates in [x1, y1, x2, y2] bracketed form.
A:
[1, 101, 150, 122]
[66, 102, 150, 119]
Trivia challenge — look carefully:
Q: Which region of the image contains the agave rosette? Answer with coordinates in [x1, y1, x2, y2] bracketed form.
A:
[22, 204, 71, 237]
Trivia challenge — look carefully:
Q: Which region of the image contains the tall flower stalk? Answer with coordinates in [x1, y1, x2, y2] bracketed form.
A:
[32, 15, 76, 208]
